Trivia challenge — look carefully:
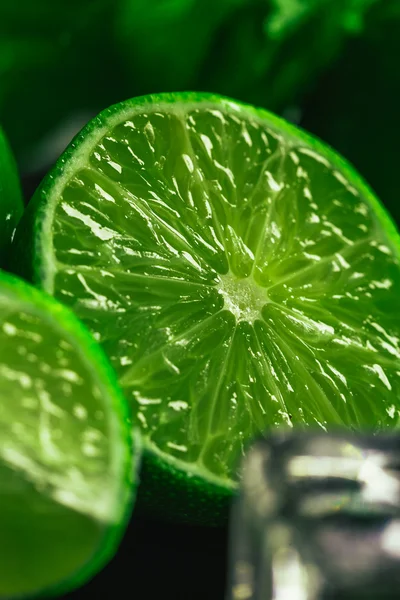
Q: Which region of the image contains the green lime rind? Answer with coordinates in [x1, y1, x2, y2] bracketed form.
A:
[136, 428, 267, 525]
[137, 444, 233, 526]
[10, 92, 400, 524]
[0, 127, 24, 266]
[0, 271, 140, 598]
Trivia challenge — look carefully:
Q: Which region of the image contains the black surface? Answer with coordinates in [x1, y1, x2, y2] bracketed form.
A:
[62, 515, 228, 600]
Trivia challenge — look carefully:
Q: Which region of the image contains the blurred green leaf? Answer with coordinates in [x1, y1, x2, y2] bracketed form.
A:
[301, 1, 400, 225]
[116, 0, 379, 112]
[0, 1, 124, 165]
[116, 0, 246, 91]
[204, 0, 381, 109]
[267, 0, 379, 39]
[0, 0, 393, 178]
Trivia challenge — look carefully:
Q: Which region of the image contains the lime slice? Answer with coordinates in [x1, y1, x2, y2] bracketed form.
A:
[11, 93, 400, 522]
[0, 271, 137, 597]
[0, 127, 23, 264]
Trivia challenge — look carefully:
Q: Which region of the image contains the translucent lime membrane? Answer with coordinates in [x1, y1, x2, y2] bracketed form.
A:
[0, 274, 134, 597]
[28, 95, 400, 487]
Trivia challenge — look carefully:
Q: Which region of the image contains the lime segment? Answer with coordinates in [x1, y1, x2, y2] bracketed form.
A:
[0, 273, 136, 597]
[12, 93, 400, 505]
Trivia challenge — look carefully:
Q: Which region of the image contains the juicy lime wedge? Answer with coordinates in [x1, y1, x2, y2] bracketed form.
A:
[0, 272, 137, 597]
[0, 127, 23, 264]
[11, 93, 400, 519]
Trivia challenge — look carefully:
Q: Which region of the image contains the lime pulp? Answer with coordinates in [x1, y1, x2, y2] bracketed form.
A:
[12, 93, 400, 492]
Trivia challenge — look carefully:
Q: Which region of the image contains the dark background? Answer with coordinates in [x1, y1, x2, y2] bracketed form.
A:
[63, 516, 228, 600]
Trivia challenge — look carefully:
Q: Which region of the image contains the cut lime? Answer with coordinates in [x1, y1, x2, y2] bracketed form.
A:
[0, 127, 23, 264]
[11, 93, 400, 522]
[0, 271, 137, 597]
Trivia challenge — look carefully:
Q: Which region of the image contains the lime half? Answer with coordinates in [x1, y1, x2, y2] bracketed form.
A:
[0, 272, 137, 597]
[12, 93, 400, 521]
[0, 127, 23, 265]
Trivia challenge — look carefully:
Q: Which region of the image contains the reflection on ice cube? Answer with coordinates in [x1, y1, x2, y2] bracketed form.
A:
[227, 430, 400, 600]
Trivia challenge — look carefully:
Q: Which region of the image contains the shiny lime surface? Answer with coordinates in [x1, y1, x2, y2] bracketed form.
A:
[0, 128, 23, 264]
[0, 272, 137, 597]
[12, 93, 400, 498]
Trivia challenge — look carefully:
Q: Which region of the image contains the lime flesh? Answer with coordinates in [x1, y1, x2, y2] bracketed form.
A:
[13, 93, 400, 493]
[0, 273, 135, 597]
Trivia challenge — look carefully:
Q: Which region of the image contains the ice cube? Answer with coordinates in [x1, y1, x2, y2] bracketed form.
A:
[227, 430, 400, 600]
